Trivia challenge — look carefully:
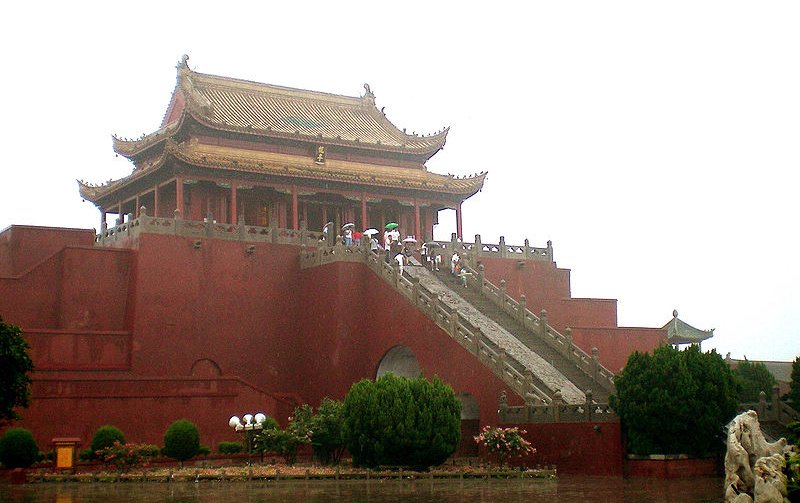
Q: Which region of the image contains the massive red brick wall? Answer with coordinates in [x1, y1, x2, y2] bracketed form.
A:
[1, 227, 638, 473]
[523, 422, 623, 475]
[570, 327, 668, 373]
[477, 255, 665, 370]
[0, 226, 95, 276]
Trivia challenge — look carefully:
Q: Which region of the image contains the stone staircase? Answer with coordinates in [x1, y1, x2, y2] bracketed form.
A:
[299, 244, 616, 407]
[429, 267, 612, 403]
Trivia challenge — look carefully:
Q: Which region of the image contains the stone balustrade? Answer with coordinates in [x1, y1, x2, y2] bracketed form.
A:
[456, 262, 617, 395]
[97, 207, 326, 247]
[431, 233, 553, 262]
[498, 390, 617, 424]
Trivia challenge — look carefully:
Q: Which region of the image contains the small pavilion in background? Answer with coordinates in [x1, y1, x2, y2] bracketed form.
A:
[79, 55, 486, 241]
[663, 309, 714, 349]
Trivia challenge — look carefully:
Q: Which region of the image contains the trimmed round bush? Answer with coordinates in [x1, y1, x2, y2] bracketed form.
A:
[0, 428, 39, 468]
[343, 373, 461, 469]
[90, 425, 126, 456]
[163, 419, 200, 465]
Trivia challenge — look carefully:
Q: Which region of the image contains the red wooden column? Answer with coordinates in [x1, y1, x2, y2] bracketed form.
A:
[230, 183, 238, 224]
[175, 177, 184, 217]
[154, 184, 160, 217]
[456, 202, 463, 241]
[135, 194, 140, 217]
[361, 192, 368, 230]
[291, 185, 299, 230]
[414, 199, 421, 240]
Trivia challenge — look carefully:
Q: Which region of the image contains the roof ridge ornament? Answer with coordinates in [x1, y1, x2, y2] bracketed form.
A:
[362, 83, 376, 107]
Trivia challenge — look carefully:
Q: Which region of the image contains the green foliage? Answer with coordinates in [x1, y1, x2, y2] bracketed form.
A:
[95, 441, 157, 472]
[90, 425, 126, 459]
[734, 360, 777, 402]
[253, 415, 310, 465]
[473, 426, 536, 467]
[610, 344, 739, 456]
[162, 419, 200, 465]
[0, 428, 39, 468]
[343, 373, 461, 469]
[0, 317, 34, 423]
[218, 441, 243, 455]
[787, 452, 800, 502]
[787, 421, 800, 447]
[310, 398, 346, 464]
[789, 357, 800, 408]
[289, 399, 346, 464]
[198, 444, 211, 456]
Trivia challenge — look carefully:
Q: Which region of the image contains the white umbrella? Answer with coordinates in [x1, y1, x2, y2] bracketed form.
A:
[342, 222, 355, 230]
[403, 236, 417, 243]
[363, 228, 379, 236]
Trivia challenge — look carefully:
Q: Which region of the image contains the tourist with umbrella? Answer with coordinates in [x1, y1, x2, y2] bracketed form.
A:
[342, 222, 354, 246]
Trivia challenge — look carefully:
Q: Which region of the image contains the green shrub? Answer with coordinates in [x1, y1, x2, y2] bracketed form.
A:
[789, 357, 800, 408]
[787, 421, 800, 447]
[610, 345, 739, 456]
[139, 444, 160, 458]
[198, 444, 211, 456]
[96, 442, 155, 472]
[306, 398, 346, 464]
[90, 425, 126, 458]
[162, 419, 200, 466]
[734, 360, 777, 402]
[0, 428, 39, 468]
[343, 373, 461, 469]
[218, 441, 243, 455]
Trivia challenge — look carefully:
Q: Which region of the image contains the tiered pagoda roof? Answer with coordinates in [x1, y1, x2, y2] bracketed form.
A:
[80, 56, 486, 205]
[662, 310, 714, 345]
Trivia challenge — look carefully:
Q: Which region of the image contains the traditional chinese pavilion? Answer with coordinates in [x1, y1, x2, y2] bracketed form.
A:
[0, 57, 680, 476]
[79, 55, 485, 240]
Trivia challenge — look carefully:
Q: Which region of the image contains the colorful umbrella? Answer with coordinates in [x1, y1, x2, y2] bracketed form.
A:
[384, 222, 399, 230]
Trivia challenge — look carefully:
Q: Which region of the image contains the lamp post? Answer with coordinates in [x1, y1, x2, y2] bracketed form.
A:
[229, 412, 267, 463]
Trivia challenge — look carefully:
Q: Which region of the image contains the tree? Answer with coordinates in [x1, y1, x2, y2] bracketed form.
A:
[343, 373, 461, 469]
[734, 360, 777, 402]
[610, 344, 739, 456]
[163, 419, 200, 466]
[90, 425, 126, 457]
[308, 398, 346, 464]
[788, 356, 800, 408]
[0, 317, 34, 424]
[0, 428, 39, 468]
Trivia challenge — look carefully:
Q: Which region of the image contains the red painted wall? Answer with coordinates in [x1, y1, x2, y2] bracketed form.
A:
[571, 327, 668, 373]
[477, 255, 666, 370]
[0, 226, 95, 276]
[0, 227, 662, 474]
[522, 422, 623, 475]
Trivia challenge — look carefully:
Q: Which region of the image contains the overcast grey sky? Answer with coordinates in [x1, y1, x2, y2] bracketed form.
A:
[1, 1, 797, 361]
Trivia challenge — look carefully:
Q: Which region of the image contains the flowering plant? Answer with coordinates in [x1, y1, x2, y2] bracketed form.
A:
[474, 426, 536, 467]
[95, 441, 156, 472]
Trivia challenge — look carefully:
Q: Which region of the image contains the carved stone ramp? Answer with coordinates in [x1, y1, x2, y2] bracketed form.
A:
[426, 266, 611, 403]
[406, 265, 585, 404]
[300, 244, 586, 404]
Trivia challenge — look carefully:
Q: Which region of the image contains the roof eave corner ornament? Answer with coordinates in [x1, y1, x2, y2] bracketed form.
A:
[177, 55, 214, 119]
[362, 83, 376, 107]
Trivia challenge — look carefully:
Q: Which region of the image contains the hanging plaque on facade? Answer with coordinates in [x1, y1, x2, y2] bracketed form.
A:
[315, 145, 326, 164]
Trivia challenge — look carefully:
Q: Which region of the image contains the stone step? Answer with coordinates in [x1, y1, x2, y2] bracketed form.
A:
[432, 268, 608, 402]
